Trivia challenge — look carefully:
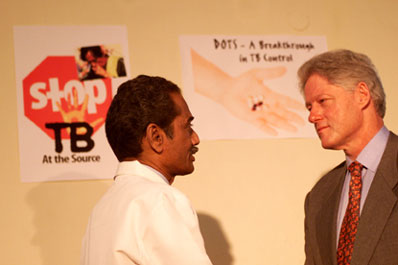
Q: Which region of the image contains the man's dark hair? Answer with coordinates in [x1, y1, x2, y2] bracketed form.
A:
[105, 75, 181, 161]
[80, 46, 104, 61]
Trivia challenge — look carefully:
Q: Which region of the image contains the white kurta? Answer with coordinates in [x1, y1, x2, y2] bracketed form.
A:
[80, 160, 212, 265]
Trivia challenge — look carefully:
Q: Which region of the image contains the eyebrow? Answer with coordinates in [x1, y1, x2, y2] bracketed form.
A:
[186, 116, 194, 125]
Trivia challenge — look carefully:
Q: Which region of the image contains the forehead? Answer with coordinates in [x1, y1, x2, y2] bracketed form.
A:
[304, 74, 333, 95]
[305, 74, 330, 88]
[304, 74, 350, 102]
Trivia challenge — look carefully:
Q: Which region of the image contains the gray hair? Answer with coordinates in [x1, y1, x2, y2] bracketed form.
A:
[297, 49, 386, 118]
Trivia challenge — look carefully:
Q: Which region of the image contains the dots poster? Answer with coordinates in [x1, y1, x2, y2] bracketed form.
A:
[179, 35, 327, 140]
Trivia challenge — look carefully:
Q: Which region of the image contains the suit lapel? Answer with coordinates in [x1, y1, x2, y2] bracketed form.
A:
[315, 164, 346, 265]
[351, 133, 398, 265]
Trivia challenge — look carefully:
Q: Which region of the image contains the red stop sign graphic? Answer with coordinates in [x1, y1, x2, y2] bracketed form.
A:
[23, 56, 113, 139]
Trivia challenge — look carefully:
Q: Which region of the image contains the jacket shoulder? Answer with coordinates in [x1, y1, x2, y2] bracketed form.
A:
[308, 161, 346, 198]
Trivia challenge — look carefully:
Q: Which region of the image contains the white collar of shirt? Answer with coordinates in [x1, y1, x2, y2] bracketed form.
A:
[346, 126, 389, 172]
[115, 160, 170, 184]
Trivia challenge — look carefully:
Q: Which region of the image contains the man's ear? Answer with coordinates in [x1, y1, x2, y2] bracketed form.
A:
[145, 123, 165, 153]
[355, 81, 372, 109]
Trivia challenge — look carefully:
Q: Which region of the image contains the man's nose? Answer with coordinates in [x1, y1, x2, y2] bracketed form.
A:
[308, 106, 322, 123]
[192, 129, 200, 145]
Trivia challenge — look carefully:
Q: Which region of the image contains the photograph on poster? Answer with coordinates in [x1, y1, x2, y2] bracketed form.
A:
[76, 44, 127, 81]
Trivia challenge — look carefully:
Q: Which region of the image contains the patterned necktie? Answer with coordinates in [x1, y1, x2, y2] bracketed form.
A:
[336, 161, 363, 265]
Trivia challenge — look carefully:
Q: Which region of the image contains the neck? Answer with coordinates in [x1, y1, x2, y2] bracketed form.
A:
[344, 118, 384, 160]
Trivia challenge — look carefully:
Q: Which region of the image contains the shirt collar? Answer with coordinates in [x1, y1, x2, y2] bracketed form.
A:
[346, 126, 389, 172]
[115, 160, 170, 184]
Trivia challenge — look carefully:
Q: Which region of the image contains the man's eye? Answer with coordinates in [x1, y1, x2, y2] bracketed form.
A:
[319, 98, 329, 104]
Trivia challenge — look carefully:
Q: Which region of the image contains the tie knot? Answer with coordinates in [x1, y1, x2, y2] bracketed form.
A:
[348, 161, 363, 175]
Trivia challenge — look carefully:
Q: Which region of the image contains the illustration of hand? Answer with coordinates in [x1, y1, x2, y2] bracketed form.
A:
[91, 64, 110, 78]
[221, 67, 304, 135]
[56, 89, 104, 134]
[191, 49, 304, 135]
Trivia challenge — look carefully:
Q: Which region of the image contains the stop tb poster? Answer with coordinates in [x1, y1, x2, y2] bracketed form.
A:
[13, 26, 130, 182]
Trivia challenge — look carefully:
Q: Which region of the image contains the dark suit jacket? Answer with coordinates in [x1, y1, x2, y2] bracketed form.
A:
[304, 132, 398, 265]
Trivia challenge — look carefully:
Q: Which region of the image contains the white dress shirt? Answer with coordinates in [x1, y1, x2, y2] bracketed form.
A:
[80, 160, 213, 265]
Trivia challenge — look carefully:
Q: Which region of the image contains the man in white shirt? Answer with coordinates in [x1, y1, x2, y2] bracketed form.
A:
[81, 75, 213, 265]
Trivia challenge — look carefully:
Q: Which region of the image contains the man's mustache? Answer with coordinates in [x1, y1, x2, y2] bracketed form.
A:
[191, 146, 199, 154]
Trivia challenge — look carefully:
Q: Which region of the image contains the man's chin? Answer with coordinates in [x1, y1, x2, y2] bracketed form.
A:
[320, 139, 340, 150]
[184, 166, 195, 175]
[174, 166, 195, 177]
[321, 140, 332, 149]
[186, 164, 196, 174]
